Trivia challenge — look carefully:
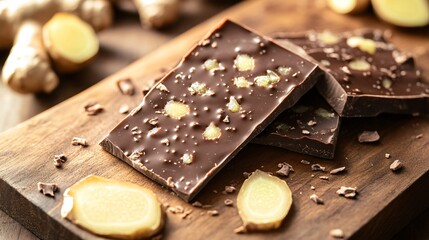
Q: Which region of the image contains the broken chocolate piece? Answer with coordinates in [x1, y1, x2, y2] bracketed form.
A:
[310, 193, 324, 204]
[37, 182, 58, 197]
[53, 153, 67, 168]
[390, 160, 403, 172]
[358, 131, 380, 143]
[276, 162, 294, 177]
[84, 101, 104, 116]
[311, 163, 326, 172]
[116, 78, 136, 96]
[330, 166, 346, 175]
[273, 30, 429, 117]
[71, 137, 87, 147]
[253, 90, 340, 159]
[330, 228, 345, 239]
[100, 20, 322, 201]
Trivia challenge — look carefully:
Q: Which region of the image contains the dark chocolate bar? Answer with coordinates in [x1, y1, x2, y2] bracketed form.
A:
[253, 90, 340, 159]
[273, 30, 429, 117]
[100, 20, 322, 201]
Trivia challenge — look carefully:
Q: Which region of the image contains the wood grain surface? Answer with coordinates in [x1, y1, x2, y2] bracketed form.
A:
[1, 0, 429, 239]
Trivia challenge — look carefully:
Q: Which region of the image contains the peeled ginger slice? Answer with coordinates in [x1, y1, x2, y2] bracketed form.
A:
[61, 175, 164, 239]
[237, 170, 292, 231]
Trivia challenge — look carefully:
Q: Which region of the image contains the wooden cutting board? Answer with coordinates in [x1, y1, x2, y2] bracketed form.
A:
[1, 0, 429, 239]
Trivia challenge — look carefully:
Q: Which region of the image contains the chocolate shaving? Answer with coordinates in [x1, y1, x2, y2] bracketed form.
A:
[84, 102, 104, 116]
[330, 166, 346, 175]
[116, 78, 135, 96]
[37, 182, 58, 197]
[358, 131, 380, 143]
[336, 186, 357, 199]
[53, 153, 67, 168]
[310, 193, 324, 204]
[330, 229, 345, 239]
[311, 163, 326, 172]
[71, 137, 88, 147]
[390, 160, 403, 172]
[224, 199, 234, 207]
[276, 162, 295, 177]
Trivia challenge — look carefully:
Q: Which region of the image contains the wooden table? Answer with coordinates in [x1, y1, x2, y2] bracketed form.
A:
[0, 0, 428, 239]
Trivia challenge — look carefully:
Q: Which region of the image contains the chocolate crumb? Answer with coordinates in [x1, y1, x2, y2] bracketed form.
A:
[311, 186, 316, 190]
[330, 166, 346, 175]
[71, 137, 87, 147]
[224, 199, 234, 206]
[234, 226, 247, 234]
[119, 104, 130, 114]
[319, 176, 329, 180]
[224, 185, 236, 194]
[168, 205, 184, 214]
[415, 134, 423, 139]
[330, 229, 345, 238]
[390, 160, 403, 172]
[336, 186, 357, 199]
[180, 209, 193, 219]
[385, 153, 391, 159]
[358, 131, 380, 143]
[37, 182, 58, 197]
[301, 159, 310, 165]
[116, 78, 135, 95]
[311, 163, 326, 172]
[207, 210, 219, 216]
[302, 129, 310, 135]
[53, 153, 67, 168]
[84, 102, 104, 116]
[191, 201, 203, 208]
[276, 162, 294, 177]
[310, 193, 324, 204]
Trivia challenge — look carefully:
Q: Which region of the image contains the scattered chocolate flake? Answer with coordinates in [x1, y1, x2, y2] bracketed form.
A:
[336, 186, 357, 199]
[119, 104, 130, 114]
[358, 131, 380, 143]
[330, 166, 346, 175]
[155, 83, 170, 93]
[84, 102, 104, 116]
[224, 185, 236, 194]
[224, 199, 234, 207]
[385, 153, 391, 159]
[311, 186, 316, 190]
[116, 78, 135, 95]
[319, 176, 329, 180]
[311, 163, 326, 172]
[53, 153, 67, 168]
[71, 137, 87, 147]
[330, 229, 345, 239]
[191, 201, 203, 208]
[37, 182, 58, 197]
[390, 160, 403, 172]
[234, 226, 247, 234]
[207, 210, 219, 216]
[301, 159, 311, 165]
[310, 193, 324, 204]
[276, 162, 294, 177]
[415, 134, 423, 139]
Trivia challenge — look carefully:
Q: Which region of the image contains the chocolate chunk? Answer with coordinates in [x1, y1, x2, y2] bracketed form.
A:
[116, 78, 136, 96]
[358, 131, 380, 143]
[336, 186, 357, 199]
[84, 102, 104, 116]
[390, 160, 403, 172]
[100, 20, 322, 201]
[330, 166, 346, 175]
[53, 153, 67, 168]
[253, 90, 340, 159]
[207, 210, 219, 216]
[71, 137, 87, 147]
[310, 193, 324, 204]
[311, 163, 326, 172]
[37, 182, 58, 197]
[276, 162, 294, 177]
[330, 229, 345, 239]
[273, 30, 429, 117]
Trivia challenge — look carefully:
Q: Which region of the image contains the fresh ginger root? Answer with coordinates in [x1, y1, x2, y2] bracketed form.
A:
[0, 0, 112, 94]
[237, 170, 292, 232]
[371, 0, 429, 27]
[61, 175, 165, 239]
[327, 0, 370, 14]
[2, 21, 59, 94]
[43, 13, 99, 73]
[133, 0, 180, 28]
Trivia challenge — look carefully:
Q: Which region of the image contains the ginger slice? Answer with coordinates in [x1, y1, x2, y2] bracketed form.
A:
[43, 13, 99, 72]
[327, 0, 370, 14]
[372, 0, 429, 27]
[61, 175, 164, 239]
[237, 170, 292, 231]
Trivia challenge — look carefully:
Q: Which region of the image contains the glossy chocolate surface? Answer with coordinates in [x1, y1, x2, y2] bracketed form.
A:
[253, 90, 340, 159]
[101, 20, 322, 201]
[274, 30, 429, 117]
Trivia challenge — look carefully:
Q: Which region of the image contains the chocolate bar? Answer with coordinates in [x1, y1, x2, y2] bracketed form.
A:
[253, 90, 340, 159]
[100, 20, 322, 201]
[273, 30, 429, 117]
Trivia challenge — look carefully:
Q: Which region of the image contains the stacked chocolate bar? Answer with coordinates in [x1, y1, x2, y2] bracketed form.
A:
[101, 20, 429, 201]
